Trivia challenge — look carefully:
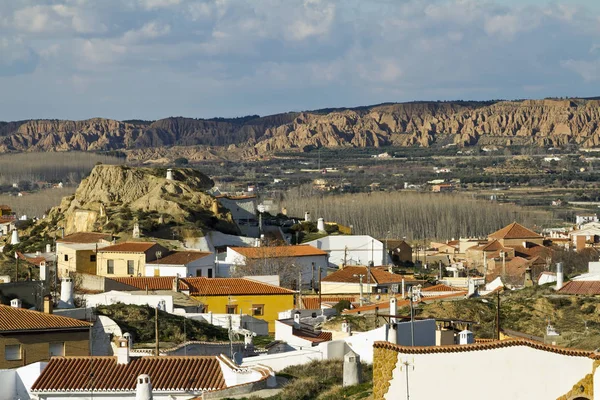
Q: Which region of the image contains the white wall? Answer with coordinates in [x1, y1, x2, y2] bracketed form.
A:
[385, 345, 594, 400]
[305, 236, 388, 267]
[0, 361, 47, 400]
[321, 281, 376, 295]
[145, 254, 215, 278]
[173, 311, 269, 336]
[84, 291, 174, 313]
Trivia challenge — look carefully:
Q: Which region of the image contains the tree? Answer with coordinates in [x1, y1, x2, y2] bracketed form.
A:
[230, 246, 303, 289]
[174, 157, 189, 166]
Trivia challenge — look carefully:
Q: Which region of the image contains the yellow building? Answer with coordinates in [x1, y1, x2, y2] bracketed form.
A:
[56, 232, 114, 277]
[0, 300, 91, 369]
[97, 242, 168, 277]
[186, 277, 295, 333]
[0, 205, 12, 217]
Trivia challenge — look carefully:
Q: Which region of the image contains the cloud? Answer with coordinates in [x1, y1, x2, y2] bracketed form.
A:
[0, 0, 600, 120]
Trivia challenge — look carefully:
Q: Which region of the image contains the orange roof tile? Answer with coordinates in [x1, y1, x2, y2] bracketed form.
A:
[98, 242, 157, 253]
[302, 296, 356, 309]
[109, 276, 190, 291]
[322, 266, 404, 285]
[31, 356, 226, 392]
[293, 329, 332, 343]
[186, 277, 295, 296]
[0, 205, 11, 210]
[0, 305, 91, 332]
[489, 222, 542, 240]
[16, 252, 46, 266]
[57, 232, 113, 244]
[422, 284, 465, 292]
[373, 338, 594, 358]
[148, 251, 212, 265]
[230, 245, 327, 258]
[558, 281, 600, 295]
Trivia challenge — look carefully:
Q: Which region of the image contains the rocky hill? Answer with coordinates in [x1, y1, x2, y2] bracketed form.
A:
[2, 99, 600, 159]
[45, 165, 238, 237]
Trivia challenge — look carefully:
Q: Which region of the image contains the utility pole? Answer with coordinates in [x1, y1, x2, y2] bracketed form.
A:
[14, 252, 18, 282]
[410, 293, 415, 347]
[401, 359, 414, 400]
[228, 315, 233, 358]
[343, 246, 348, 267]
[318, 269, 322, 310]
[367, 261, 373, 302]
[496, 290, 501, 340]
[311, 262, 315, 293]
[298, 272, 302, 310]
[354, 274, 365, 307]
[155, 306, 159, 356]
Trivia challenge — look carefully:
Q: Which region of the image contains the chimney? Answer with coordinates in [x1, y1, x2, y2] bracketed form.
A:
[293, 311, 301, 328]
[317, 218, 326, 233]
[10, 229, 19, 245]
[46, 243, 52, 253]
[135, 374, 153, 400]
[522, 241, 527, 249]
[556, 262, 564, 290]
[116, 335, 130, 365]
[281, 207, 287, 216]
[341, 319, 351, 334]
[10, 298, 21, 308]
[60, 277, 74, 308]
[401, 278, 405, 298]
[254, 238, 261, 247]
[501, 251, 506, 281]
[389, 298, 397, 324]
[173, 275, 180, 292]
[166, 168, 174, 180]
[524, 268, 533, 287]
[304, 211, 311, 222]
[40, 262, 47, 281]
[43, 295, 53, 314]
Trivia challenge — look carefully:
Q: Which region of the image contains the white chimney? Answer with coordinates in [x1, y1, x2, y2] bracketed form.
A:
[459, 330, 474, 344]
[46, 243, 52, 253]
[317, 218, 326, 233]
[36, 250, 40, 256]
[135, 374, 153, 400]
[389, 298, 397, 324]
[293, 311, 301, 328]
[10, 298, 21, 308]
[401, 278, 405, 298]
[166, 168, 174, 180]
[304, 211, 311, 222]
[556, 262, 564, 291]
[341, 319, 351, 334]
[116, 336, 130, 364]
[10, 229, 19, 245]
[254, 238, 261, 247]
[40, 262, 47, 281]
[59, 277, 74, 308]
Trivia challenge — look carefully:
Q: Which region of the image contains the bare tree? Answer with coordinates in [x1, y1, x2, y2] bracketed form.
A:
[230, 246, 302, 289]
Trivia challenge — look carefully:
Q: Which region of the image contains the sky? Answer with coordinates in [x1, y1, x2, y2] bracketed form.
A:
[1, 0, 600, 121]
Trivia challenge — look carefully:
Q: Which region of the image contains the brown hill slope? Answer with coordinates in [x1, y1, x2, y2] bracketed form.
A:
[2, 99, 600, 156]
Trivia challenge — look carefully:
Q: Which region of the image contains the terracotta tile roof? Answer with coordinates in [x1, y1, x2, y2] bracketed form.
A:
[0, 217, 14, 224]
[373, 338, 594, 358]
[343, 298, 411, 314]
[322, 266, 403, 285]
[230, 245, 327, 258]
[0, 305, 91, 332]
[148, 251, 212, 265]
[186, 277, 295, 296]
[302, 296, 356, 309]
[510, 244, 553, 259]
[422, 284, 465, 292]
[16, 252, 46, 266]
[109, 276, 190, 291]
[31, 356, 226, 392]
[0, 205, 11, 210]
[98, 242, 158, 253]
[481, 240, 505, 251]
[558, 281, 600, 295]
[293, 328, 332, 343]
[57, 232, 113, 244]
[489, 222, 542, 240]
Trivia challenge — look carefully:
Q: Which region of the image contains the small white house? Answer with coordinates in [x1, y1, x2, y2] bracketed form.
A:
[275, 313, 332, 350]
[304, 235, 389, 267]
[145, 251, 215, 278]
[576, 213, 599, 226]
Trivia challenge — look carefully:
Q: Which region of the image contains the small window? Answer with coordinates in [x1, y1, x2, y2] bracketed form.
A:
[107, 260, 114, 274]
[226, 305, 237, 314]
[64, 254, 69, 262]
[252, 305, 264, 316]
[127, 260, 135, 275]
[5, 344, 21, 361]
[49, 342, 64, 357]
[207, 268, 213, 278]
[196, 269, 202, 277]
[90, 254, 96, 262]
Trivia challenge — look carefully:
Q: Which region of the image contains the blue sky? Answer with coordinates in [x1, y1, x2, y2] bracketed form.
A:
[0, 0, 599, 121]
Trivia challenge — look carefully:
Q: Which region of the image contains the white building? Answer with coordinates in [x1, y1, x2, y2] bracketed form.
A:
[146, 250, 215, 278]
[216, 195, 259, 237]
[304, 235, 389, 267]
[84, 290, 175, 314]
[274, 313, 333, 350]
[576, 213, 599, 226]
[223, 245, 329, 288]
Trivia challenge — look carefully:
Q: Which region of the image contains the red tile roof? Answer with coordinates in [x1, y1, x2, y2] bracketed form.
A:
[489, 222, 542, 240]
[293, 329, 332, 343]
[322, 266, 404, 285]
[57, 232, 113, 244]
[558, 281, 600, 295]
[98, 242, 157, 253]
[31, 356, 226, 392]
[186, 277, 295, 296]
[109, 276, 190, 291]
[302, 296, 356, 309]
[422, 284, 465, 292]
[374, 338, 594, 358]
[16, 252, 46, 266]
[0, 305, 91, 332]
[147, 251, 212, 265]
[0, 205, 11, 210]
[230, 245, 327, 258]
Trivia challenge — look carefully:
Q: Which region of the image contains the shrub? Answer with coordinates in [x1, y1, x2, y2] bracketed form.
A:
[280, 377, 321, 400]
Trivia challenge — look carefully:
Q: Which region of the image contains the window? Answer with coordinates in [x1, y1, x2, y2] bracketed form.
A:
[64, 254, 69, 262]
[90, 254, 96, 262]
[207, 268, 213, 278]
[5, 344, 21, 361]
[127, 260, 135, 275]
[107, 260, 114, 274]
[226, 305, 237, 314]
[196, 269, 202, 277]
[252, 304, 264, 316]
[49, 342, 64, 357]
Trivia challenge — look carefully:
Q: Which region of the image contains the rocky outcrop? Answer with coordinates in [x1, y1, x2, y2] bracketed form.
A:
[2, 99, 600, 157]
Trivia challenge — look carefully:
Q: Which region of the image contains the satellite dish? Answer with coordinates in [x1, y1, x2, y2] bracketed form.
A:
[233, 352, 243, 365]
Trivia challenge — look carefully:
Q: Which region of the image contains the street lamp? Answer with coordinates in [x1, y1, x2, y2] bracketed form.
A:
[353, 273, 365, 307]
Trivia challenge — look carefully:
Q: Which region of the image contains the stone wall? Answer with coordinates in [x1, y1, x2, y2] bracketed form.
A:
[372, 344, 398, 400]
